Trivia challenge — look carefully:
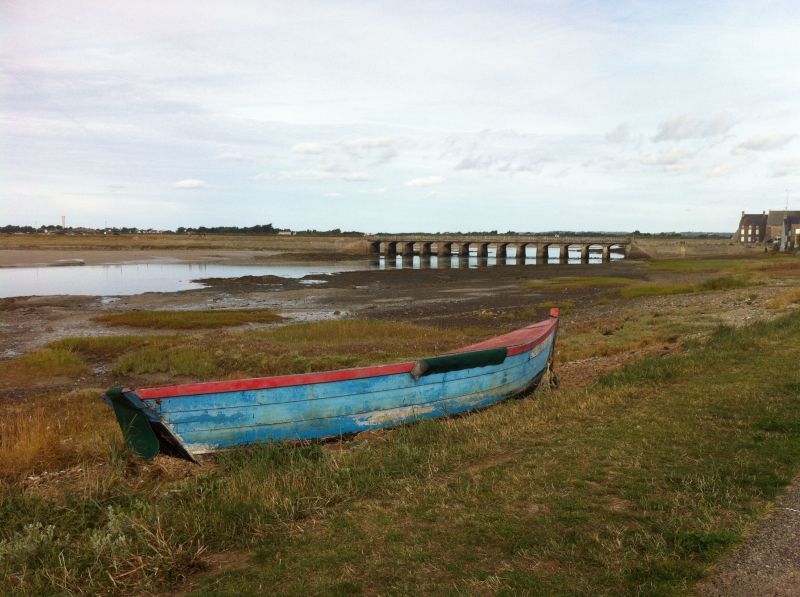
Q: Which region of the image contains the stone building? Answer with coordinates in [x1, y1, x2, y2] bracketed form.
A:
[766, 211, 800, 249]
[735, 210, 800, 250]
[735, 212, 767, 243]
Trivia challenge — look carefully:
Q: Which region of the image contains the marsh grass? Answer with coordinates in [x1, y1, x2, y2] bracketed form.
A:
[766, 287, 800, 309]
[39, 321, 485, 384]
[0, 389, 120, 480]
[0, 348, 89, 389]
[94, 309, 283, 329]
[618, 275, 750, 298]
[3, 315, 800, 594]
[524, 276, 636, 290]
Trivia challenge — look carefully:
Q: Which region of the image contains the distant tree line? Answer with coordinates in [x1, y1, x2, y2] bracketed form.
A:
[0, 223, 728, 239]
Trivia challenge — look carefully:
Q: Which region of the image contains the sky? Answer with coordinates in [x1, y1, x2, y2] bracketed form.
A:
[2, 1, 800, 233]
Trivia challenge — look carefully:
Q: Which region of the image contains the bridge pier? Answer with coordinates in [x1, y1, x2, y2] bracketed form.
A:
[369, 236, 630, 264]
[536, 244, 548, 262]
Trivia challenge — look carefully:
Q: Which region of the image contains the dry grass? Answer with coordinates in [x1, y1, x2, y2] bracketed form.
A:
[94, 309, 283, 329]
[766, 287, 800, 309]
[0, 389, 121, 480]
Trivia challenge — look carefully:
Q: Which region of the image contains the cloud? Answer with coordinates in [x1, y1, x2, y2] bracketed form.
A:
[344, 136, 393, 150]
[733, 134, 796, 154]
[770, 159, 800, 178]
[325, 192, 342, 197]
[605, 123, 631, 144]
[342, 136, 397, 165]
[706, 162, 736, 177]
[639, 149, 691, 166]
[454, 153, 550, 173]
[653, 114, 735, 142]
[216, 151, 244, 161]
[254, 169, 372, 182]
[291, 142, 324, 154]
[341, 171, 372, 182]
[174, 179, 207, 189]
[406, 176, 445, 187]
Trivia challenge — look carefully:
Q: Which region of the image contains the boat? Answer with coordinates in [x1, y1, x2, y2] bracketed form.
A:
[104, 309, 560, 461]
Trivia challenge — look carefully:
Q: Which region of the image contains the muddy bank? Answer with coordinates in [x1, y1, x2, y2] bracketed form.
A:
[0, 258, 778, 368]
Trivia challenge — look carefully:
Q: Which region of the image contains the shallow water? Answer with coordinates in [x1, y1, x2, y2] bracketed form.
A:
[0, 249, 624, 298]
[0, 262, 366, 298]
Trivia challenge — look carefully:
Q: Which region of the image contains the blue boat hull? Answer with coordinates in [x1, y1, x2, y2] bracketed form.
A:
[105, 316, 558, 459]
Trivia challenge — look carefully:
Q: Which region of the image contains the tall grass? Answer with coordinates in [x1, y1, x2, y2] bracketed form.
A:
[766, 287, 800, 310]
[0, 389, 120, 480]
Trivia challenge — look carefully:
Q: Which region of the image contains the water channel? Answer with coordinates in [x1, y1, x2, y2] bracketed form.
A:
[0, 248, 623, 299]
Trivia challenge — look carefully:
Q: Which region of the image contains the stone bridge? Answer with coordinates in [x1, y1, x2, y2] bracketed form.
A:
[366, 235, 631, 262]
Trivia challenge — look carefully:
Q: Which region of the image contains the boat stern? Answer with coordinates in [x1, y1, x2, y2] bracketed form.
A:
[103, 387, 196, 462]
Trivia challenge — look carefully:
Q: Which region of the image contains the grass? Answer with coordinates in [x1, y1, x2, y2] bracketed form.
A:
[0, 389, 122, 480]
[3, 314, 800, 594]
[0, 348, 89, 388]
[33, 321, 485, 386]
[618, 275, 750, 298]
[766, 287, 800, 309]
[94, 309, 283, 329]
[524, 276, 636, 290]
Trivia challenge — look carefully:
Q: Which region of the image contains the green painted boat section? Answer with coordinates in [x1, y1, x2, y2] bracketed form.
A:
[105, 387, 160, 460]
[414, 347, 508, 378]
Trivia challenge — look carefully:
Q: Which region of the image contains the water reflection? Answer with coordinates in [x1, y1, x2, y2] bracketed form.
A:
[0, 262, 367, 298]
[374, 248, 623, 270]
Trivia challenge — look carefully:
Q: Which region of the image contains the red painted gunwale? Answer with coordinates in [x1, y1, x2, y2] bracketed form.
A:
[135, 317, 558, 400]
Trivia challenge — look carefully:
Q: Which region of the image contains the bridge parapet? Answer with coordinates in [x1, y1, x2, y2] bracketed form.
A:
[367, 234, 631, 245]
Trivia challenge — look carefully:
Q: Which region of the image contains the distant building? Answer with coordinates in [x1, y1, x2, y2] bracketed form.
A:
[766, 211, 800, 249]
[735, 211, 767, 243]
[735, 210, 800, 250]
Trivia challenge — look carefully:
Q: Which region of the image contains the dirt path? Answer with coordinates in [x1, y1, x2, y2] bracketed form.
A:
[697, 476, 800, 596]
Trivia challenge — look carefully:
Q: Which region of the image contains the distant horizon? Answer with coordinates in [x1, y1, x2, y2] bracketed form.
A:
[3, 1, 800, 231]
[0, 222, 736, 237]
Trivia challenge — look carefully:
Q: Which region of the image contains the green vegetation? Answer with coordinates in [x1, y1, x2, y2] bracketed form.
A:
[618, 275, 750, 298]
[524, 276, 636, 290]
[94, 309, 283, 329]
[2, 321, 485, 389]
[3, 315, 800, 594]
[0, 347, 88, 386]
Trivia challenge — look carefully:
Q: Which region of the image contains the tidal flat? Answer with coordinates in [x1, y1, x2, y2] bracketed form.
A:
[2, 241, 800, 595]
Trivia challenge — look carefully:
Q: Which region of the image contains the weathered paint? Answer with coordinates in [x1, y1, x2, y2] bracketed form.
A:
[106, 317, 559, 458]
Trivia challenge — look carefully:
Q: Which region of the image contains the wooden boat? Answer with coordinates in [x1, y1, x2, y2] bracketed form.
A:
[104, 309, 560, 461]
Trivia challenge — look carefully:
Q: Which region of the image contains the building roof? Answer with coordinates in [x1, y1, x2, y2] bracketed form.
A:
[738, 213, 767, 228]
[767, 210, 800, 226]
